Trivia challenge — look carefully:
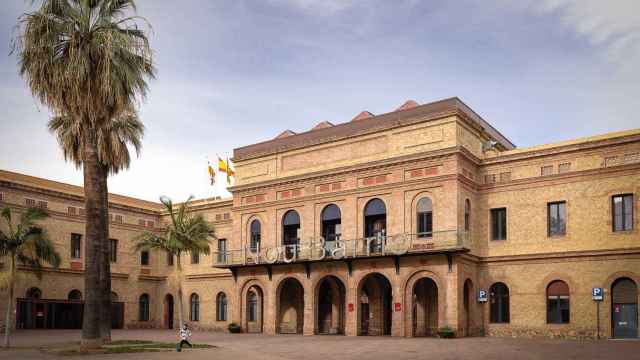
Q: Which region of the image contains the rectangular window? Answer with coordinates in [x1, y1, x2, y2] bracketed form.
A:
[70, 233, 82, 259]
[140, 250, 150, 266]
[541, 165, 554, 176]
[25, 198, 36, 207]
[547, 202, 566, 237]
[37, 200, 48, 209]
[109, 239, 118, 263]
[217, 239, 227, 264]
[490, 208, 507, 241]
[558, 163, 571, 173]
[167, 251, 174, 266]
[191, 250, 200, 264]
[138, 219, 146, 226]
[0, 193, 3, 202]
[67, 206, 76, 215]
[484, 174, 496, 184]
[547, 296, 570, 324]
[612, 194, 634, 232]
[114, 214, 123, 224]
[417, 212, 433, 238]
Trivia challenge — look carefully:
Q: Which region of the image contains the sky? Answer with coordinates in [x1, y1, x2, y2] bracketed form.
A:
[1, 0, 639, 202]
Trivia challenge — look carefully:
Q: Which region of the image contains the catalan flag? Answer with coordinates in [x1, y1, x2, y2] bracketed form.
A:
[226, 158, 235, 185]
[218, 157, 228, 173]
[207, 161, 216, 186]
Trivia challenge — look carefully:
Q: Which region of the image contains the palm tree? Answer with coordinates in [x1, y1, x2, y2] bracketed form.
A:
[134, 196, 214, 328]
[0, 207, 61, 348]
[14, 0, 154, 346]
[48, 110, 144, 341]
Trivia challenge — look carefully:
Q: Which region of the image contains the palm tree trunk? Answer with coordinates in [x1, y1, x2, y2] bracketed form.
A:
[3, 256, 15, 348]
[81, 133, 106, 348]
[176, 256, 184, 328]
[98, 163, 111, 343]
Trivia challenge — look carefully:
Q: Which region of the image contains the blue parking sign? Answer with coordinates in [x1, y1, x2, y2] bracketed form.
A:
[478, 289, 488, 302]
[592, 287, 603, 301]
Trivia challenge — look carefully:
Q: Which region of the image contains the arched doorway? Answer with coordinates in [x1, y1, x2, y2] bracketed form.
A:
[316, 276, 345, 335]
[612, 278, 638, 338]
[364, 199, 386, 254]
[359, 273, 392, 336]
[282, 210, 301, 259]
[164, 294, 174, 329]
[277, 278, 304, 334]
[246, 285, 263, 333]
[463, 279, 473, 336]
[412, 277, 438, 337]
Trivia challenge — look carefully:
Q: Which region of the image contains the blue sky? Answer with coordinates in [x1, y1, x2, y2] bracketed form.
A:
[1, 0, 639, 202]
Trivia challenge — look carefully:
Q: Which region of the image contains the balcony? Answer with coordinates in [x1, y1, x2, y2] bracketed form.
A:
[212, 230, 469, 268]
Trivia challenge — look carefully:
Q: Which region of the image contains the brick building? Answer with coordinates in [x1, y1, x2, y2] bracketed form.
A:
[1, 97, 638, 339]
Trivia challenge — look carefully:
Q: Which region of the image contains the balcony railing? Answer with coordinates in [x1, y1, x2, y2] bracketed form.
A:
[212, 230, 469, 267]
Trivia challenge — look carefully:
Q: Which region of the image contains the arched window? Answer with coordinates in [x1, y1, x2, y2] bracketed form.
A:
[247, 291, 258, 322]
[321, 204, 342, 242]
[139, 294, 150, 321]
[26, 287, 42, 299]
[216, 292, 228, 321]
[490, 282, 509, 323]
[416, 197, 433, 238]
[364, 198, 387, 254]
[68, 290, 82, 301]
[464, 199, 471, 231]
[547, 280, 570, 324]
[282, 210, 301, 258]
[190, 293, 200, 321]
[250, 219, 261, 253]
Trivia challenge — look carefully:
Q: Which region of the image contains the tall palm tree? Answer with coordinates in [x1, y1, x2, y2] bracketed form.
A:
[134, 196, 215, 328]
[0, 207, 61, 348]
[14, 0, 154, 346]
[48, 110, 144, 341]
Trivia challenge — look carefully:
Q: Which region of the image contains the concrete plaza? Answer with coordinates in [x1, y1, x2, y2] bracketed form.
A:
[1, 330, 639, 360]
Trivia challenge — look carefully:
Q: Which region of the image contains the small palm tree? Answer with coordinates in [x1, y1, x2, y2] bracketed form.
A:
[14, 0, 154, 345]
[134, 196, 214, 328]
[0, 207, 61, 348]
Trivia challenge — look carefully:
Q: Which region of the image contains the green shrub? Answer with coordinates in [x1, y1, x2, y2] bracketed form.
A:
[437, 326, 455, 338]
[228, 322, 242, 333]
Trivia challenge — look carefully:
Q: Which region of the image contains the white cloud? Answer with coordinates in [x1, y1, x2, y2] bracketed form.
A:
[268, 0, 356, 15]
[529, 0, 640, 67]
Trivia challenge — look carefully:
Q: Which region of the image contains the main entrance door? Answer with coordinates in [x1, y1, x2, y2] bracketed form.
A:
[612, 278, 638, 338]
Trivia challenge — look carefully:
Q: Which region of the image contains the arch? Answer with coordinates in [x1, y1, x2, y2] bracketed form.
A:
[250, 219, 261, 253]
[464, 199, 471, 231]
[139, 294, 150, 321]
[546, 280, 570, 324]
[364, 198, 387, 254]
[463, 278, 474, 336]
[190, 293, 200, 321]
[164, 294, 174, 329]
[217, 292, 228, 321]
[411, 277, 438, 336]
[611, 277, 638, 338]
[68, 289, 82, 301]
[276, 277, 305, 334]
[282, 210, 301, 259]
[489, 282, 509, 323]
[416, 197, 433, 238]
[26, 287, 42, 299]
[315, 275, 346, 335]
[357, 272, 392, 336]
[321, 204, 342, 241]
[242, 282, 264, 333]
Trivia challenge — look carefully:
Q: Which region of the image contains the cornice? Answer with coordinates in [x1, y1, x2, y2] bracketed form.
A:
[477, 247, 640, 264]
[481, 132, 640, 165]
[230, 146, 461, 194]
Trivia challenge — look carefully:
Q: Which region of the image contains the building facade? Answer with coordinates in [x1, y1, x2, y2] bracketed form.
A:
[1, 97, 638, 339]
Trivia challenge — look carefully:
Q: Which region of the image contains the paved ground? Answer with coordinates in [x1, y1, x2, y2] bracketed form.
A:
[1, 329, 639, 360]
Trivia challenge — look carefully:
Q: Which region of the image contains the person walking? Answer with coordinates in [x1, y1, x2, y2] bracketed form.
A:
[177, 324, 193, 352]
